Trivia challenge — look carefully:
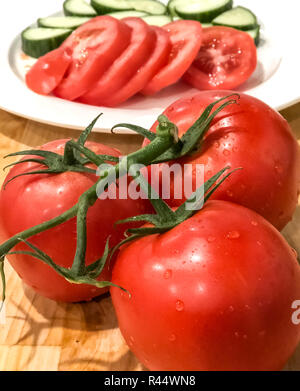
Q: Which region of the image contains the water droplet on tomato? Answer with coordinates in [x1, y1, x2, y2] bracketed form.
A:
[251, 221, 258, 226]
[228, 305, 234, 312]
[223, 149, 230, 156]
[168, 334, 176, 342]
[164, 269, 172, 279]
[226, 190, 233, 197]
[207, 235, 216, 243]
[226, 231, 240, 239]
[175, 300, 184, 312]
[234, 331, 240, 338]
[274, 165, 284, 174]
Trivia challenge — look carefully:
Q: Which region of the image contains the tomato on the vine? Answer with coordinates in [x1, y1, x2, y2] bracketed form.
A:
[111, 200, 300, 371]
[0, 139, 151, 302]
[145, 91, 300, 230]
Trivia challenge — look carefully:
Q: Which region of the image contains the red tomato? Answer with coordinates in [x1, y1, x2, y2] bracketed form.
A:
[80, 18, 156, 106]
[26, 47, 72, 95]
[54, 16, 131, 101]
[145, 91, 300, 230]
[142, 20, 203, 95]
[0, 140, 151, 302]
[111, 200, 300, 371]
[183, 26, 257, 90]
[102, 26, 171, 107]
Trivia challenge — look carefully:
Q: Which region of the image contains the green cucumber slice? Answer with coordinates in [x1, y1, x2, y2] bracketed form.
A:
[174, 0, 233, 23]
[108, 10, 148, 19]
[212, 6, 257, 30]
[142, 15, 173, 26]
[91, 0, 166, 15]
[38, 16, 91, 30]
[22, 28, 72, 58]
[246, 25, 260, 46]
[63, 0, 97, 17]
[167, 0, 179, 17]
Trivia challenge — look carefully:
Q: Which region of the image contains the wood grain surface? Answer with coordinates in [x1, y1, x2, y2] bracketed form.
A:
[0, 105, 299, 371]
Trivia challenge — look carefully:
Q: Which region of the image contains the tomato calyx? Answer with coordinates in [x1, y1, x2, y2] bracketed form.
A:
[111, 166, 240, 256]
[3, 115, 120, 188]
[0, 115, 180, 303]
[112, 94, 240, 162]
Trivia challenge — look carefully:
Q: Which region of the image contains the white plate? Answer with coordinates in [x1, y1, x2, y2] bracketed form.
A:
[0, 0, 300, 133]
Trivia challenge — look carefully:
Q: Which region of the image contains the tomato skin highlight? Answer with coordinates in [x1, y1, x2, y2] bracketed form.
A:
[54, 16, 131, 101]
[145, 91, 300, 230]
[102, 26, 171, 107]
[26, 47, 73, 95]
[111, 200, 300, 371]
[183, 26, 257, 90]
[142, 20, 203, 96]
[0, 140, 151, 302]
[80, 18, 156, 106]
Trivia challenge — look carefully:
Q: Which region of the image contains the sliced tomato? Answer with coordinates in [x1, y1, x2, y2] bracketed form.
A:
[102, 27, 171, 107]
[80, 18, 156, 106]
[183, 26, 257, 90]
[142, 20, 203, 96]
[25, 47, 72, 95]
[54, 16, 131, 101]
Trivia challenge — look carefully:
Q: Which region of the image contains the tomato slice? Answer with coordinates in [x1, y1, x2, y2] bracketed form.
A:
[102, 26, 171, 107]
[183, 26, 257, 90]
[54, 16, 131, 101]
[25, 47, 72, 95]
[142, 20, 203, 96]
[80, 18, 156, 106]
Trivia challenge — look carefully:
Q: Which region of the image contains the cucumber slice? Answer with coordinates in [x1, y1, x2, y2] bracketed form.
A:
[91, 0, 166, 15]
[174, 0, 233, 23]
[212, 6, 257, 30]
[38, 16, 91, 30]
[246, 25, 260, 46]
[63, 0, 97, 17]
[142, 15, 173, 26]
[92, 0, 133, 13]
[108, 10, 148, 19]
[167, 0, 178, 17]
[22, 28, 72, 58]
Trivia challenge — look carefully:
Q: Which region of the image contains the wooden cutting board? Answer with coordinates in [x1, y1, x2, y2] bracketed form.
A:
[0, 106, 299, 371]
